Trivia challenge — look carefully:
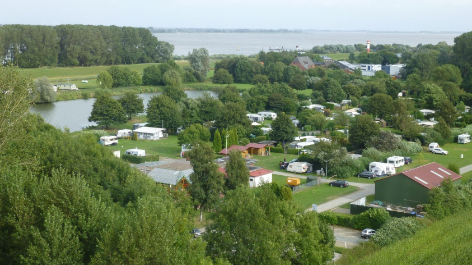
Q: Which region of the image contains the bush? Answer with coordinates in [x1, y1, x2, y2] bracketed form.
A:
[372, 217, 424, 247]
[251, 136, 266, 143]
[351, 208, 391, 230]
[447, 163, 460, 174]
[122, 154, 159, 164]
[318, 212, 354, 227]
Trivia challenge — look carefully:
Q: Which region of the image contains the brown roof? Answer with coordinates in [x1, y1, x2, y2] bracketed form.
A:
[249, 168, 273, 177]
[219, 145, 248, 155]
[245, 143, 267, 149]
[375, 162, 462, 190]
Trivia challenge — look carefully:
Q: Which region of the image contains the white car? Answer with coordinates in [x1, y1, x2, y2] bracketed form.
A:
[432, 148, 448, 155]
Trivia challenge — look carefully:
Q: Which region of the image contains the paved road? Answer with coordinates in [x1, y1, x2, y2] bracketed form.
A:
[460, 164, 472, 175]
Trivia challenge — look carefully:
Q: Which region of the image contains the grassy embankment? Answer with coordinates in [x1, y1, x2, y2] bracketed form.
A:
[336, 208, 472, 265]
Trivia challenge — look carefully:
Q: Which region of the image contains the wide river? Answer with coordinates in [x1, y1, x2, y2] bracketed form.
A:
[30, 91, 218, 132]
[155, 31, 462, 56]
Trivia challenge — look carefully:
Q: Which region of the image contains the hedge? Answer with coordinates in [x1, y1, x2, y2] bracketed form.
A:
[122, 154, 159, 164]
[268, 147, 300, 154]
[318, 208, 390, 230]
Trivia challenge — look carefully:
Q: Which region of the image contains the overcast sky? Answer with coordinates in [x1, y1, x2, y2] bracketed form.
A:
[2, 0, 470, 32]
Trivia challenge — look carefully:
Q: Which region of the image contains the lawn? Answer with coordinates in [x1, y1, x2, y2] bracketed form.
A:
[297, 89, 312, 96]
[108, 135, 181, 159]
[293, 183, 359, 209]
[253, 153, 300, 173]
[321, 53, 350, 60]
[461, 171, 472, 183]
[272, 174, 308, 186]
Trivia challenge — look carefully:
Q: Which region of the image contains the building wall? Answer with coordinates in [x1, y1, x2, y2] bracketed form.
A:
[249, 173, 272, 188]
[375, 174, 430, 207]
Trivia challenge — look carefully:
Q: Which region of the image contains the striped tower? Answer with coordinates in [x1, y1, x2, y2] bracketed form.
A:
[367, 40, 371, 53]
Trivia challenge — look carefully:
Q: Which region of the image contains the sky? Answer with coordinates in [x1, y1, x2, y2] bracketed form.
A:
[2, 0, 471, 32]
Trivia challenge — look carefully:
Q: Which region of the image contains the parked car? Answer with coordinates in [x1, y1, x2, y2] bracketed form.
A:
[357, 171, 377, 179]
[404, 157, 413, 164]
[191, 228, 202, 238]
[432, 148, 448, 155]
[279, 162, 289, 169]
[329, 180, 349, 188]
[361, 228, 376, 239]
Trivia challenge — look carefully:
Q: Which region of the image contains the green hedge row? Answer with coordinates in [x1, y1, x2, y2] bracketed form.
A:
[318, 208, 391, 230]
[267, 147, 300, 155]
[122, 154, 159, 164]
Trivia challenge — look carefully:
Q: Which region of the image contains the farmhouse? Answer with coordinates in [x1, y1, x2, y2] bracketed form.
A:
[133, 127, 166, 140]
[375, 162, 462, 207]
[55, 83, 78, 90]
[290, 56, 315, 71]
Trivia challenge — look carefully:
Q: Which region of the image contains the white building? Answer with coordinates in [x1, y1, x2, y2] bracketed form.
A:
[361, 64, 382, 77]
[56, 83, 78, 90]
[304, 104, 325, 111]
[419, 109, 436, 116]
[133, 127, 166, 140]
[249, 169, 273, 188]
[345, 108, 361, 117]
[247, 113, 264, 122]
[261, 127, 272, 134]
[257, 111, 277, 119]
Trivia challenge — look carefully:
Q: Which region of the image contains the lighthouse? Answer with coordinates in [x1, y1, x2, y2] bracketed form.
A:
[367, 40, 371, 53]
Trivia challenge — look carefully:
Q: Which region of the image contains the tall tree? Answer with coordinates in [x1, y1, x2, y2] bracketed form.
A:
[349, 115, 380, 149]
[118, 91, 144, 120]
[213, 129, 222, 152]
[188, 48, 210, 81]
[197, 93, 224, 122]
[187, 142, 225, 221]
[225, 150, 250, 191]
[155, 41, 174, 62]
[367, 93, 393, 119]
[216, 102, 250, 131]
[88, 94, 127, 128]
[146, 95, 182, 133]
[177, 124, 211, 146]
[142, 65, 162, 86]
[270, 113, 298, 146]
[212, 69, 234, 85]
[96, 71, 113, 89]
[33, 76, 56, 103]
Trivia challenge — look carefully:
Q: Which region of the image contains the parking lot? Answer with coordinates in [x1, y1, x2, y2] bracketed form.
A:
[332, 225, 367, 248]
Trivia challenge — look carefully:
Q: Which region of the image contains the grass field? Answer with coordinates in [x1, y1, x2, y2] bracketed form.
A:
[293, 183, 359, 209]
[108, 135, 181, 159]
[254, 153, 300, 173]
[321, 53, 350, 60]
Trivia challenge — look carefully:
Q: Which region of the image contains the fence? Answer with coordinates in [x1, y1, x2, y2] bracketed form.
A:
[291, 176, 322, 194]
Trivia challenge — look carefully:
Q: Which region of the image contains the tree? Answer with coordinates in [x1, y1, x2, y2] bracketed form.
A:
[421, 83, 447, 109]
[96, 71, 113, 89]
[266, 62, 285, 83]
[177, 124, 211, 146]
[437, 98, 457, 126]
[216, 102, 250, 130]
[0, 66, 34, 155]
[270, 113, 298, 145]
[333, 110, 351, 127]
[88, 94, 127, 128]
[142, 65, 161, 86]
[385, 79, 403, 99]
[33, 76, 56, 103]
[342, 83, 362, 99]
[225, 150, 250, 191]
[163, 84, 187, 103]
[213, 129, 222, 152]
[367, 93, 393, 119]
[107, 66, 133, 87]
[204, 185, 335, 265]
[432, 64, 463, 85]
[323, 79, 346, 103]
[366, 130, 401, 152]
[188, 48, 210, 81]
[187, 142, 225, 221]
[146, 95, 182, 133]
[118, 91, 144, 120]
[289, 74, 307, 90]
[378, 50, 400, 65]
[349, 115, 380, 149]
[212, 69, 234, 85]
[155, 41, 174, 62]
[252, 74, 270, 85]
[197, 92, 224, 122]
[403, 49, 438, 80]
[163, 69, 182, 89]
[129, 70, 142, 86]
[234, 58, 255, 83]
[434, 117, 452, 140]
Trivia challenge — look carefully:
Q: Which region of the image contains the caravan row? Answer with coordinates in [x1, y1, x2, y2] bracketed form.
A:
[369, 162, 396, 176]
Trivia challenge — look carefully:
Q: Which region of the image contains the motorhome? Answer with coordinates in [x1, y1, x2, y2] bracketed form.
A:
[100, 136, 118, 146]
[124, 148, 145, 156]
[369, 162, 396, 175]
[428, 142, 440, 151]
[387, 156, 405, 168]
[458, 134, 471, 144]
[116, 129, 133, 138]
[287, 162, 312, 174]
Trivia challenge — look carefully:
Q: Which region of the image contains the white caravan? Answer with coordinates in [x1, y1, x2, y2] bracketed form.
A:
[458, 134, 471, 144]
[287, 162, 310, 173]
[369, 162, 396, 175]
[116, 129, 133, 138]
[124, 148, 145, 156]
[428, 142, 440, 151]
[100, 136, 118, 146]
[386, 156, 405, 168]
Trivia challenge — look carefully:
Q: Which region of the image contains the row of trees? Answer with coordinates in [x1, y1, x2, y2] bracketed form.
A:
[0, 24, 174, 67]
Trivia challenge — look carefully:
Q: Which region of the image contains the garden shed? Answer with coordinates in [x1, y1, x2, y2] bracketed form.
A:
[374, 162, 462, 207]
[245, 143, 267, 156]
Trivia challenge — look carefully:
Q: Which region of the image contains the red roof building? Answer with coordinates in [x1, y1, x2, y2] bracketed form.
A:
[375, 162, 462, 207]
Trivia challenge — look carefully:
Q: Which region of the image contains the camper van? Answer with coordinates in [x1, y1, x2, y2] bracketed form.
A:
[116, 129, 133, 138]
[287, 162, 312, 174]
[100, 136, 118, 146]
[458, 134, 471, 144]
[428, 142, 440, 151]
[387, 156, 405, 168]
[369, 162, 396, 176]
[124, 148, 145, 156]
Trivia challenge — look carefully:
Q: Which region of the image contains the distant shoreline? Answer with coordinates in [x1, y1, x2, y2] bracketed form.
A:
[150, 29, 464, 34]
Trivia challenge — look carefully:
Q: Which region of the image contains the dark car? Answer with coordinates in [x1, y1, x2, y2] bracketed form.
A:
[191, 228, 202, 238]
[279, 162, 289, 169]
[404, 157, 413, 164]
[357, 171, 376, 179]
[329, 180, 349, 188]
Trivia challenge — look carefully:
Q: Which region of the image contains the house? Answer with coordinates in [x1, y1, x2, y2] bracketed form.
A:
[419, 109, 435, 116]
[56, 83, 78, 90]
[321, 55, 334, 67]
[249, 169, 273, 188]
[246, 113, 264, 122]
[304, 104, 325, 111]
[257, 111, 277, 119]
[374, 162, 462, 207]
[219, 145, 249, 157]
[245, 143, 267, 156]
[290, 56, 315, 71]
[133, 127, 166, 140]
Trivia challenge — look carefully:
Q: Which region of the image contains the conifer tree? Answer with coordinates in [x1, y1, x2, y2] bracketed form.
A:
[213, 129, 222, 152]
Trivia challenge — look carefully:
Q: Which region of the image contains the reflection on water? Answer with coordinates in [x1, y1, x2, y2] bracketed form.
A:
[30, 90, 218, 132]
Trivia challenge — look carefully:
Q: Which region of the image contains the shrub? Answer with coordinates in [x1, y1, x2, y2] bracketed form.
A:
[122, 154, 159, 164]
[351, 208, 391, 230]
[447, 163, 460, 174]
[372, 217, 424, 247]
[398, 140, 422, 156]
[318, 212, 354, 227]
[251, 136, 266, 143]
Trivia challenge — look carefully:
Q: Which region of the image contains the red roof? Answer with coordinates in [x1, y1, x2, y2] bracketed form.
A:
[228, 145, 248, 151]
[249, 169, 273, 177]
[245, 143, 267, 149]
[375, 162, 462, 190]
[219, 148, 229, 155]
[218, 167, 228, 178]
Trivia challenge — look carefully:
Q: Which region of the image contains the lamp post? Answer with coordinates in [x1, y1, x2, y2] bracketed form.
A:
[225, 131, 230, 155]
[325, 160, 328, 179]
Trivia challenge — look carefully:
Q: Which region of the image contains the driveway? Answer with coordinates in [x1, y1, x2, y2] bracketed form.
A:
[332, 225, 366, 248]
